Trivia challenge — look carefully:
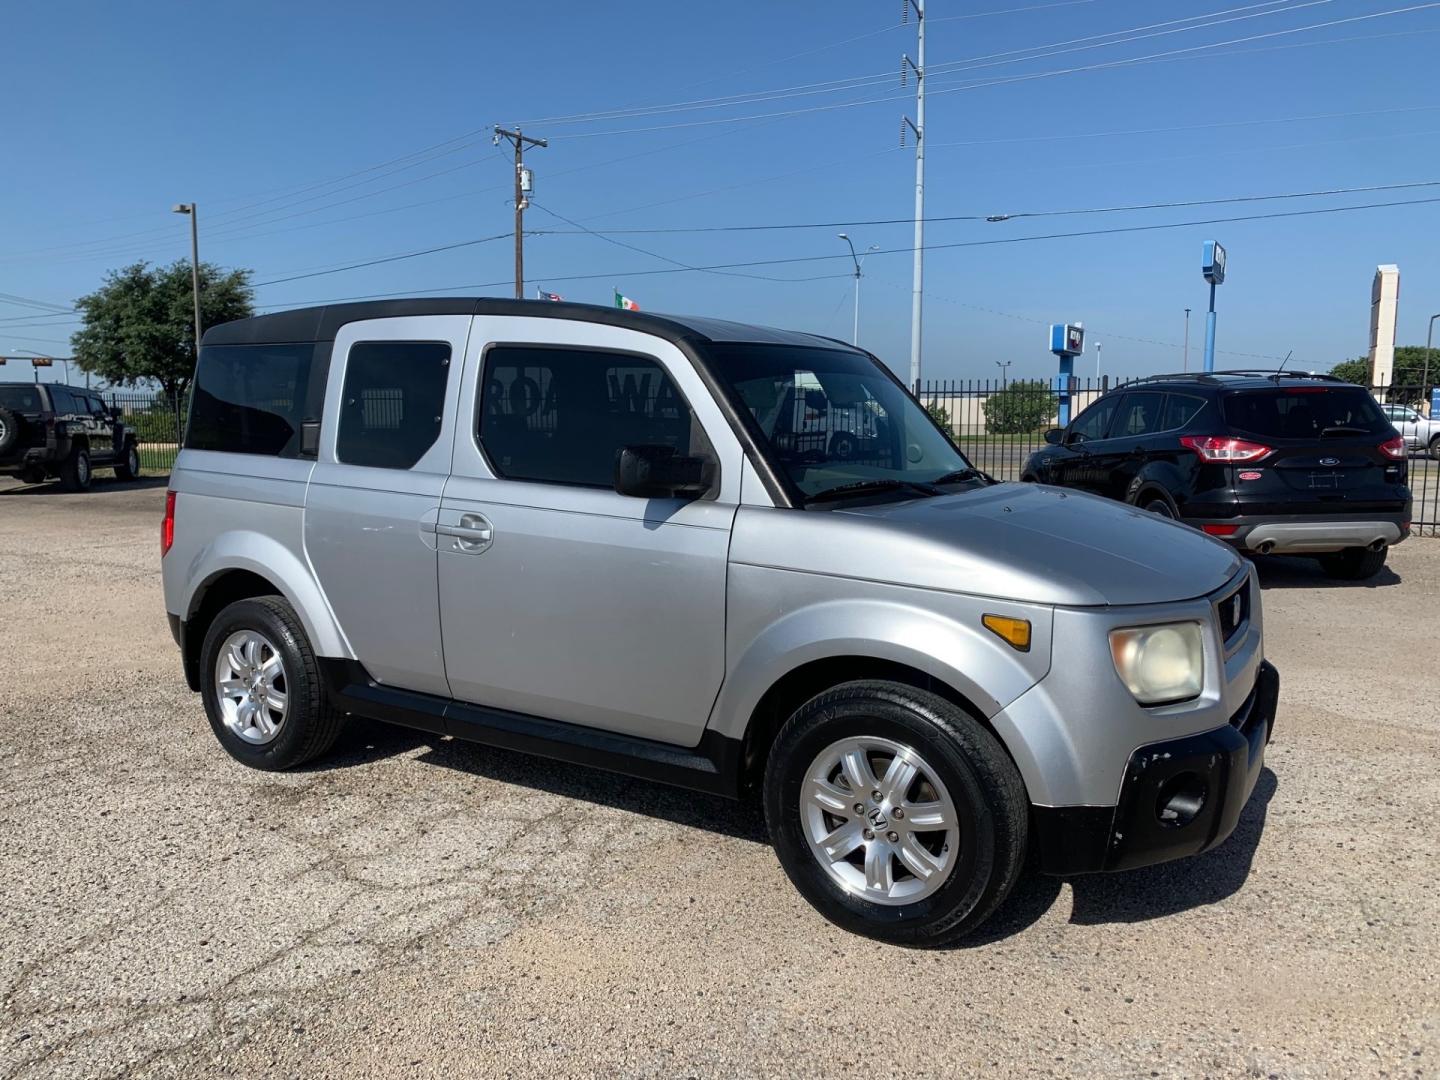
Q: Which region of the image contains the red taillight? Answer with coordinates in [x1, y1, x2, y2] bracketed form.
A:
[1202, 524, 1240, 536]
[1180, 435, 1273, 463]
[161, 490, 176, 557]
[1379, 435, 1406, 460]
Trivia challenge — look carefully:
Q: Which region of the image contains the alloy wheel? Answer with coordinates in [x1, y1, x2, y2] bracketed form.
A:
[213, 629, 289, 745]
[801, 735, 959, 906]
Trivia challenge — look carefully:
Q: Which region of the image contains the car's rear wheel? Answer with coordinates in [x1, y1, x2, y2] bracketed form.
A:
[1318, 545, 1389, 581]
[1429, 435, 1440, 461]
[18, 466, 45, 485]
[60, 447, 91, 492]
[1140, 495, 1175, 518]
[114, 443, 140, 481]
[763, 680, 1028, 947]
[199, 596, 344, 770]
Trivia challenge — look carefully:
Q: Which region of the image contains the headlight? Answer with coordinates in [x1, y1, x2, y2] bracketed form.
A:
[1109, 622, 1204, 705]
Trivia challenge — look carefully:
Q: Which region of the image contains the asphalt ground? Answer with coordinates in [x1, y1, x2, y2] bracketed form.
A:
[1, 476, 1436, 1079]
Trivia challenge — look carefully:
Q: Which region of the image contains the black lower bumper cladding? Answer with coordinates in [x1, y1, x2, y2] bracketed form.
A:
[1033, 660, 1280, 875]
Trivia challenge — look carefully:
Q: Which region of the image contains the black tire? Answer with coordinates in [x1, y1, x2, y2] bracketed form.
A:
[18, 466, 46, 485]
[198, 596, 344, 770]
[829, 432, 857, 460]
[0, 406, 20, 455]
[59, 447, 91, 492]
[1318, 545, 1389, 581]
[1429, 435, 1440, 462]
[1139, 493, 1176, 518]
[763, 679, 1028, 947]
[114, 442, 140, 481]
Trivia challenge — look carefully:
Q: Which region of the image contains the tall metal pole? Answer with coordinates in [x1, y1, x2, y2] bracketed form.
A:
[1183, 308, 1191, 372]
[1095, 341, 1102, 382]
[173, 203, 201, 363]
[494, 127, 547, 299]
[839, 234, 862, 345]
[1203, 282, 1217, 373]
[1424, 312, 1439, 407]
[908, 0, 926, 390]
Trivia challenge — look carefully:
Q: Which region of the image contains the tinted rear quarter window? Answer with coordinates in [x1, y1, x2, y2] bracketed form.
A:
[335, 341, 451, 469]
[0, 386, 44, 412]
[1222, 388, 1388, 439]
[187, 343, 316, 456]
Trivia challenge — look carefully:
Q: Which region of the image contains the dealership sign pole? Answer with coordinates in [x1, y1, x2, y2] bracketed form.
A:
[1049, 322, 1085, 427]
[1202, 240, 1226, 374]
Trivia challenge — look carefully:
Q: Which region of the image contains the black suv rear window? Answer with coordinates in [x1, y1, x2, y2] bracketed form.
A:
[1221, 387, 1389, 440]
[187, 343, 317, 456]
[0, 386, 44, 412]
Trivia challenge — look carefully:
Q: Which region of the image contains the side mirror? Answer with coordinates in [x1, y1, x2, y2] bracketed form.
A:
[614, 445, 714, 500]
[1043, 427, 1063, 445]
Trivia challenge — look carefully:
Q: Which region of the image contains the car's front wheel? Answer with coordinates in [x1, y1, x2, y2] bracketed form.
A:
[1429, 435, 1440, 461]
[1318, 545, 1389, 580]
[115, 442, 140, 481]
[199, 596, 344, 770]
[763, 680, 1028, 947]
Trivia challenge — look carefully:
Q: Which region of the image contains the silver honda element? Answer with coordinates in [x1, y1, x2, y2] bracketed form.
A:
[162, 298, 1278, 944]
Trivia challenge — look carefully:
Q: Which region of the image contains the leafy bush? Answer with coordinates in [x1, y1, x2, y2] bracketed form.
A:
[983, 379, 1054, 435]
[925, 400, 951, 430]
[116, 404, 183, 444]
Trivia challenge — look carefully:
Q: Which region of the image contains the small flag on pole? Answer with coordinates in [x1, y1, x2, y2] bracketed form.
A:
[536, 287, 563, 302]
[614, 289, 639, 311]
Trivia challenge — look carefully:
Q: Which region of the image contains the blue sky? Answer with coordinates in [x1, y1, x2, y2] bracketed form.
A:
[5, 0, 1440, 383]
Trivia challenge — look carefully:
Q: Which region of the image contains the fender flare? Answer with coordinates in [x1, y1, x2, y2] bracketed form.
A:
[184, 531, 352, 660]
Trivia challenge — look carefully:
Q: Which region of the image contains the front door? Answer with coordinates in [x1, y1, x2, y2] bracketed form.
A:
[1056, 393, 1121, 494]
[437, 317, 741, 747]
[303, 315, 471, 698]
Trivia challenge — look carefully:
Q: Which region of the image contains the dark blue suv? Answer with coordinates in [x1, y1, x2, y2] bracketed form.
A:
[1021, 371, 1411, 580]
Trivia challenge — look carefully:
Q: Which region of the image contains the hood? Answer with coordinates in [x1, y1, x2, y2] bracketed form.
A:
[731, 483, 1243, 607]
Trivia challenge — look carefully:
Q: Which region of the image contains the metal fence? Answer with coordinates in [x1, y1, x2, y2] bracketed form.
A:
[915, 376, 1437, 536]
[103, 391, 187, 474]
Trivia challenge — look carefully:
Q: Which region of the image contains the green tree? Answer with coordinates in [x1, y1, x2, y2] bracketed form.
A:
[983, 379, 1054, 435]
[71, 260, 254, 401]
[1331, 346, 1438, 403]
[925, 399, 951, 430]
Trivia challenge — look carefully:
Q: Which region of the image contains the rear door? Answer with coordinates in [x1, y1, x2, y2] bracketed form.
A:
[83, 393, 113, 460]
[0, 384, 47, 459]
[302, 316, 471, 697]
[1220, 386, 1407, 515]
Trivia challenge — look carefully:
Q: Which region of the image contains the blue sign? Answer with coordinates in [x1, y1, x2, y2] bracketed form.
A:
[1432, 386, 1440, 419]
[1049, 323, 1084, 357]
[1202, 240, 1227, 285]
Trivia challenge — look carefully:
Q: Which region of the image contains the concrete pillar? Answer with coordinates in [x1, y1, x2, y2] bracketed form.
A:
[1368, 264, 1400, 388]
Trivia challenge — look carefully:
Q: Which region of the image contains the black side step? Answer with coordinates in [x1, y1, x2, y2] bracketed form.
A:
[319, 659, 743, 798]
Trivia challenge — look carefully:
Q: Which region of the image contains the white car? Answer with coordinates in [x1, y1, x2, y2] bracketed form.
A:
[1380, 402, 1440, 459]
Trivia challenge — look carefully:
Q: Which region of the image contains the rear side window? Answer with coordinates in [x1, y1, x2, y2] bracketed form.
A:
[0, 386, 44, 412]
[478, 345, 701, 487]
[335, 341, 451, 469]
[47, 387, 77, 414]
[1161, 393, 1205, 430]
[1222, 388, 1389, 439]
[1110, 392, 1165, 437]
[187, 343, 316, 456]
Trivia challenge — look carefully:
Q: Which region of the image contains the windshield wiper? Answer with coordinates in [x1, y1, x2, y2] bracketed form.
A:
[1319, 424, 1370, 437]
[929, 467, 989, 486]
[806, 479, 942, 504]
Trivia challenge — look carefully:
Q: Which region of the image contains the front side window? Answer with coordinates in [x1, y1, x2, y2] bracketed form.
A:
[706, 343, 977, 501]
[1110, 392, 1166, 437]
[478, 345, 705, 487]
[335, 341, 451, 469]
[187, 343, 316, 456]
[1068, 395, 1119, 443]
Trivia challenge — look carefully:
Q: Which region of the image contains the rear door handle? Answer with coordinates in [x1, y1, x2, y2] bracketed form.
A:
[437, 512, 493, 552]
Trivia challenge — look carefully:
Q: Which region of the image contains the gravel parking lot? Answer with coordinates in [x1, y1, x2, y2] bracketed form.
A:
[2, 477, 1436, 1079]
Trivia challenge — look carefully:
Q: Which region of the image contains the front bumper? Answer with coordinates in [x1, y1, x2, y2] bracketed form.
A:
[1031, 659, 1279, 875]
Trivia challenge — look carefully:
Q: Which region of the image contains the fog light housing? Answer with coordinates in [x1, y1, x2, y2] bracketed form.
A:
[1109, 622, 1203, 705]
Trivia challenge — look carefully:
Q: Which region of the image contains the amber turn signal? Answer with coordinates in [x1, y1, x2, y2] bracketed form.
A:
[982, 614, 1031, 652]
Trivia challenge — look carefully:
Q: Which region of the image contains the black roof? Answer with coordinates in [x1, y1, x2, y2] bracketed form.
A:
[1120, 369, 1353, 391]
[202, 297, 853, 352]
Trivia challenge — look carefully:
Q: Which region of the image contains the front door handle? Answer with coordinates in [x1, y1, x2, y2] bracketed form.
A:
[437, 513, 493, 552]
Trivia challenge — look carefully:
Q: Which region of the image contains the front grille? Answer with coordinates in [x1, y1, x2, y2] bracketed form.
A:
[1215, 578, 1250, 647]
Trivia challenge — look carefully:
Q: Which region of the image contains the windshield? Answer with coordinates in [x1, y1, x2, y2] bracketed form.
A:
[707, 343, 975, 501]
[1222, 387, 1390, 440]
[0, 386, 45, 412]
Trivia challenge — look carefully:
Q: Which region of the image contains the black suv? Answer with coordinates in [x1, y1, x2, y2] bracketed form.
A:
[1021, 371, 1411, 580]
[0, 382, 141, 491]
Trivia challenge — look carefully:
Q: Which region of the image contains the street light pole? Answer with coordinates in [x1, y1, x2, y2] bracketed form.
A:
[837, 234, 877, 346]
[995, 360, 1011, 386]
[172, 204, 201, 362]
[1095, 341, 1103, 382]
[1425, 312, 1439, 411]
[1183, 308, 1191, 372]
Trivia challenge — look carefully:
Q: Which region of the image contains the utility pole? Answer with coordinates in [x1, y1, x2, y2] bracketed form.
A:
[172, 203, 201, 361]
[902, 0, 925, 390]
[1183, 308, 1191, 371]
[1094, 341, 1102, 382]
[494, 127, 547, 299]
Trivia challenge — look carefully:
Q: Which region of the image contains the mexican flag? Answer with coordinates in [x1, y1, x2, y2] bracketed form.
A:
[614, 290, 639, 311]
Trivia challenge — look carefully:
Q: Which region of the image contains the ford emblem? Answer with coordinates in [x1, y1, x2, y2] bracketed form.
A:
[1319, 457, 1340, 467]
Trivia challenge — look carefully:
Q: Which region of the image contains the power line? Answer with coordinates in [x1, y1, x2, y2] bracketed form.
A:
[252, 193, 1440, 307]
[0, 292, 73, 314]
[251, 234, 513, 288]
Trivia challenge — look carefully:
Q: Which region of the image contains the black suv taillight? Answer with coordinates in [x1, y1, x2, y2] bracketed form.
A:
[1379, 435, 1406, 460]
